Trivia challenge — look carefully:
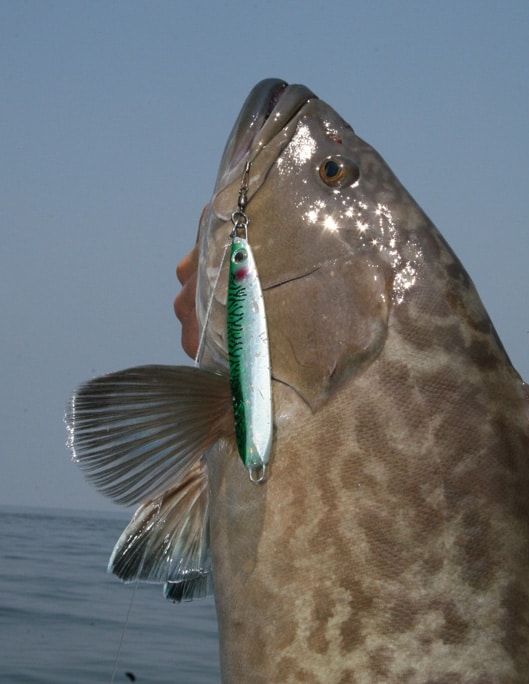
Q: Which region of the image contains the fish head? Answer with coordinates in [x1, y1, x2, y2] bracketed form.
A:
[196, 79, 323, 375]
[196, 79, 503, 408]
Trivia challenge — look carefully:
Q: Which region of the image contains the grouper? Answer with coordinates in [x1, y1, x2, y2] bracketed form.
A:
[67, 79, 529, 682]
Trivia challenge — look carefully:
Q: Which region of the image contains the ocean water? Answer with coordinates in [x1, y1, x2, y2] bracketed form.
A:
[0, 506, 220, 683]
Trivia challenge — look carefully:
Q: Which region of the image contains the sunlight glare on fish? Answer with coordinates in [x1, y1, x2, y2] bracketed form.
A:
[306, 208, 318, 223]
[279, 123, 317, 176]
[393, 262, 418, 304]
[355, 218, 369, 233]
[371, 203, 420, 304]
[324, 215, 339, 232]
[302, 198, 326, 225]
[343, 204, 354, 219]
[291, 124, 317, 164]
[322, 119, 344, 144]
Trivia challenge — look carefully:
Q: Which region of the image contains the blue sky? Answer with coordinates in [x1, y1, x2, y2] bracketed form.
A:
[2, 1, 528, 512]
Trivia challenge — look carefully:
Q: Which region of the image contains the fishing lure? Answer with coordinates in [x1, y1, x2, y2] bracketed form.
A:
[227, 163, 272, 483]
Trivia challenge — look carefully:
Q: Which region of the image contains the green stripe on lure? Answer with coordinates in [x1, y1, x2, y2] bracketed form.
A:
[227, 167, 272, 483]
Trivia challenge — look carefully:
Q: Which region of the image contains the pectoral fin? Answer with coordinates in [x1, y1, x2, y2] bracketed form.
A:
[65, 365, 232, 505]
[109, 458, 212, 602]
[65, 364, 233, 601]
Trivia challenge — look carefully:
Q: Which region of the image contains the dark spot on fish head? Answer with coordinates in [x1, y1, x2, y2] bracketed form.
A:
[445, 260, 471, 290]
[125, 673, 136, 682]
[466, 338, 500, 369]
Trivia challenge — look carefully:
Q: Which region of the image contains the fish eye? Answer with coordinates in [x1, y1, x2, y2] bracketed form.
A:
[322, 159, 341, 179]
[233, 248, 247, 263]
[319, 156, 360, 188]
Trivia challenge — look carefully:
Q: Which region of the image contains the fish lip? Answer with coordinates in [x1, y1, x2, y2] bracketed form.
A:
[214, 78, 318, 191]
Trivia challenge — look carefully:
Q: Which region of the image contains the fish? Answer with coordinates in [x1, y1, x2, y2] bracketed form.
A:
[66, 78, 529, 682]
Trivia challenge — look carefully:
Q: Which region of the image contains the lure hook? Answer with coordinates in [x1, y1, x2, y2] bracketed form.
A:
[249, 464, 267, 484]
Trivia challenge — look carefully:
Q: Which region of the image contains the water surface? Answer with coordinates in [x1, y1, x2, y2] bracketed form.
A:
[0, 506, 220, 683]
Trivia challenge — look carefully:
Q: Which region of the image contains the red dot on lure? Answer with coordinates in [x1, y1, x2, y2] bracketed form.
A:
[234, 267, 249, 281]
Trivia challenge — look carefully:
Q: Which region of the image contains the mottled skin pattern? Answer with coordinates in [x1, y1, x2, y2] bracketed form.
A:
[197, 81, 529, 682]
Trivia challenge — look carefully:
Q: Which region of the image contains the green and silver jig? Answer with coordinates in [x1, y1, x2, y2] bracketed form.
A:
[227, 162, 272, 483]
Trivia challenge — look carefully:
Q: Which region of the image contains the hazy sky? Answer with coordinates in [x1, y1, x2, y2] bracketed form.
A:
[2, 1, 528, 512]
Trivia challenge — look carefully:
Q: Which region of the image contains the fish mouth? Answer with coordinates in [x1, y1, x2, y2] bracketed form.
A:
[214, 78, 317, 192]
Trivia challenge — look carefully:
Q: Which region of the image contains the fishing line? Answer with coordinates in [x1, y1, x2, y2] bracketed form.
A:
[194, 239, 231, 367]
[109, 580, 139, 684]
